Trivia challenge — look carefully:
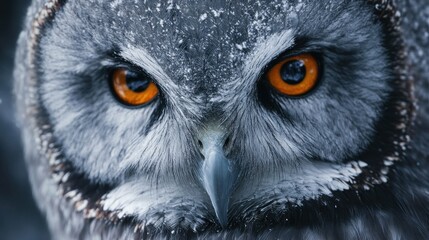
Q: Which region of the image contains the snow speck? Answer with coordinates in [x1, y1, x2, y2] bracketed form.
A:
[211, 9, 224, 17]
[199, 13, 208, 22]
[110, 0, 123, 9]
[235, 42, 247, 51]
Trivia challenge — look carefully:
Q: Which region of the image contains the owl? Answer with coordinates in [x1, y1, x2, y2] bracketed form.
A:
[14, 0, 429, 239]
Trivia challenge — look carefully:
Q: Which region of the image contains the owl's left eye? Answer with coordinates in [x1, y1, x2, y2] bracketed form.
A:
[266, 53, 320, 96]
[110, 68, 159, 106]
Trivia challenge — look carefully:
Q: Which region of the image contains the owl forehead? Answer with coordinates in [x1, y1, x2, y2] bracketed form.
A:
[58, 0, 356, 87]
[107, 0, 299, 79]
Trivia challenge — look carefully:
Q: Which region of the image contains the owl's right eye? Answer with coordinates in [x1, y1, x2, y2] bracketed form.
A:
[110, 68, 159, 106]
[266, 53, 320, 96]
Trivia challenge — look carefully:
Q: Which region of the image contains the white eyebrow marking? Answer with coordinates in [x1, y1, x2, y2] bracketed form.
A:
[242, 30, 295, 86]
[120, 46, 171, 86]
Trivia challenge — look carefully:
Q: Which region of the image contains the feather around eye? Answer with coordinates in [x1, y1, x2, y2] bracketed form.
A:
[111, 68, 159, 106]
[266, 54, 320, 96]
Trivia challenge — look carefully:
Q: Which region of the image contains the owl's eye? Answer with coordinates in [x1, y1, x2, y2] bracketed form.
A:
[266, 53, 319, 96]
[111, 68, 159, 106]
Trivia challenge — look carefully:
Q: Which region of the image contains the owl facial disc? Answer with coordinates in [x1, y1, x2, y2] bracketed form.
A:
[21, 0, 415, 236]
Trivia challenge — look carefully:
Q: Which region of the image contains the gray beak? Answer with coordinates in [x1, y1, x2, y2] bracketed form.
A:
[200, 128, 237, 227]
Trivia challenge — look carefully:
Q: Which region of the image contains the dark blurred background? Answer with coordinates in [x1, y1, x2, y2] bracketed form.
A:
[0, 0, 50, 239]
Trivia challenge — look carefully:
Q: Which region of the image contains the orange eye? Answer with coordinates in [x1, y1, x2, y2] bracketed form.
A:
[111, 68, 159, 106]
[266, 53, 319, 96]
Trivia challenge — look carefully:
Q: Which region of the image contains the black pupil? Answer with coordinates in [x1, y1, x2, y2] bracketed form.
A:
[125, 70, 151, 92]
[280, 60, 306, 85]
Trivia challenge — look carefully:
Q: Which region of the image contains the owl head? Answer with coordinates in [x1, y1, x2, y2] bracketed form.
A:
[15, 0, 419, 238]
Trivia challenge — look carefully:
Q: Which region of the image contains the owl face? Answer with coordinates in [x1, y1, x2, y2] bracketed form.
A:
[23, 0, 413, 234]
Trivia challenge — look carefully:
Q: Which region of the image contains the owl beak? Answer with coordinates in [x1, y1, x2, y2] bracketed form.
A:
[200, 129, 237, 228]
